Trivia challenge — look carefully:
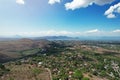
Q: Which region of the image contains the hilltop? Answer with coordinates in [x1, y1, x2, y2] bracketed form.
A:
[0, 38, 50, 63]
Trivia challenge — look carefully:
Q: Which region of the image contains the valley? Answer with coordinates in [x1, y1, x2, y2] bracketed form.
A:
[0, 39, 120, 80]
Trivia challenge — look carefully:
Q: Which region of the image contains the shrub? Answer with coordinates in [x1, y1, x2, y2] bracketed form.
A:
[82, 77, 90, 80]
[32, 68, 41, 76]
[8, 77, 14, 80]
[73, 70, 83, 79]
[0, 64, 5, 70]
[15, 61, 21, 65]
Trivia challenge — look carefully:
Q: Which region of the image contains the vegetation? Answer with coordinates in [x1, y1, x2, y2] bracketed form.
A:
[73, 70, 83, 79]
[0, 63, 10, 76]
[0, 40, 120, 80]
[82, 77, 90, 80]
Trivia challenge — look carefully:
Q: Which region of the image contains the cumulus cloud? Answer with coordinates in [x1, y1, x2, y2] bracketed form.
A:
[65, 0, 93, 10]
[94, 0, 114, 5]
[113, 29, 120, 33]
[104, 2, 120, 18]
[16, 0, 25, 5]
[48, 0, 61, 5]
[17, 30, 74, 37]
[65, 0, 114, 10]
[86, 29, 100, 33]
[106, 13, 116, 18]
[1, 29, 120, 37]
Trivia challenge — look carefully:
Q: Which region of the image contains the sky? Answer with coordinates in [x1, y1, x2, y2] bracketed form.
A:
[0, 0, 120, 37]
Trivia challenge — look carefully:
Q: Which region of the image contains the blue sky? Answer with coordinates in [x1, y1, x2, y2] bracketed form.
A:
[0, 0, 120, 37]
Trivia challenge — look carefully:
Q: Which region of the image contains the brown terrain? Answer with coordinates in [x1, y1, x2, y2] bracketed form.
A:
[83, 73, 108, 80]
[0, 64, 51, 80]
[0, 39, 50, 63]
[0, 39, 119, 80]
[0, 39, 119, 63]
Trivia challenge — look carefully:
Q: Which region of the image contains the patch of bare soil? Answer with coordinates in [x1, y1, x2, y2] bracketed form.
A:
[83, 73, 108, 80]
[0, 64, 51, 80]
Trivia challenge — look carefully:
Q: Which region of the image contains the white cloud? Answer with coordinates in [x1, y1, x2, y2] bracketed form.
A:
[117, 7, 120, 13]
[104, 2, 120, 18]
[86, 29, 100, 33]
[94, 0, 114, 5]
[57, 31, 73, 35]
[48, 0, 61, 5]
[107, 13, 116, 18]
[1, 29, 120, 37]
[113, 29, 120, 33]
[65, 0, 114, 10]
[16, 0, 25, 5]
[65, 0, 93, 10]
[18, 30, 74, 37]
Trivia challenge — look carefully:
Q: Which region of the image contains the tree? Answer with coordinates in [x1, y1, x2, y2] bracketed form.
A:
[100, 70, 107, 77]
[82, 77, 90, 80]
[32, 68, 41, 76]
[15, 61, 21, 65]
[0, 64, 5, 70]
[73, 70, 83, 80]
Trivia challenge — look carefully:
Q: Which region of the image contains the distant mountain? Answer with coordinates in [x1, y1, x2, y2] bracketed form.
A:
[0, 38, 19, 41]
[13, 35, 23, 38]
[78, 36, 120, 41]
[33, 36, 120, 41]
[0, 36, 119, 41]
[0, 35, 23, 41]
[33, 36, 79, 40]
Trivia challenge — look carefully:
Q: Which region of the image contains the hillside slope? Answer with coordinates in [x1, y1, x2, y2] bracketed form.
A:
[0, 39, 50, 63]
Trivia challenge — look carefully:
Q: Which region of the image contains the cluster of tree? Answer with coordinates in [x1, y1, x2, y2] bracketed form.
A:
[1, 40, 120, 80]
[0, 63, 10, 76]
